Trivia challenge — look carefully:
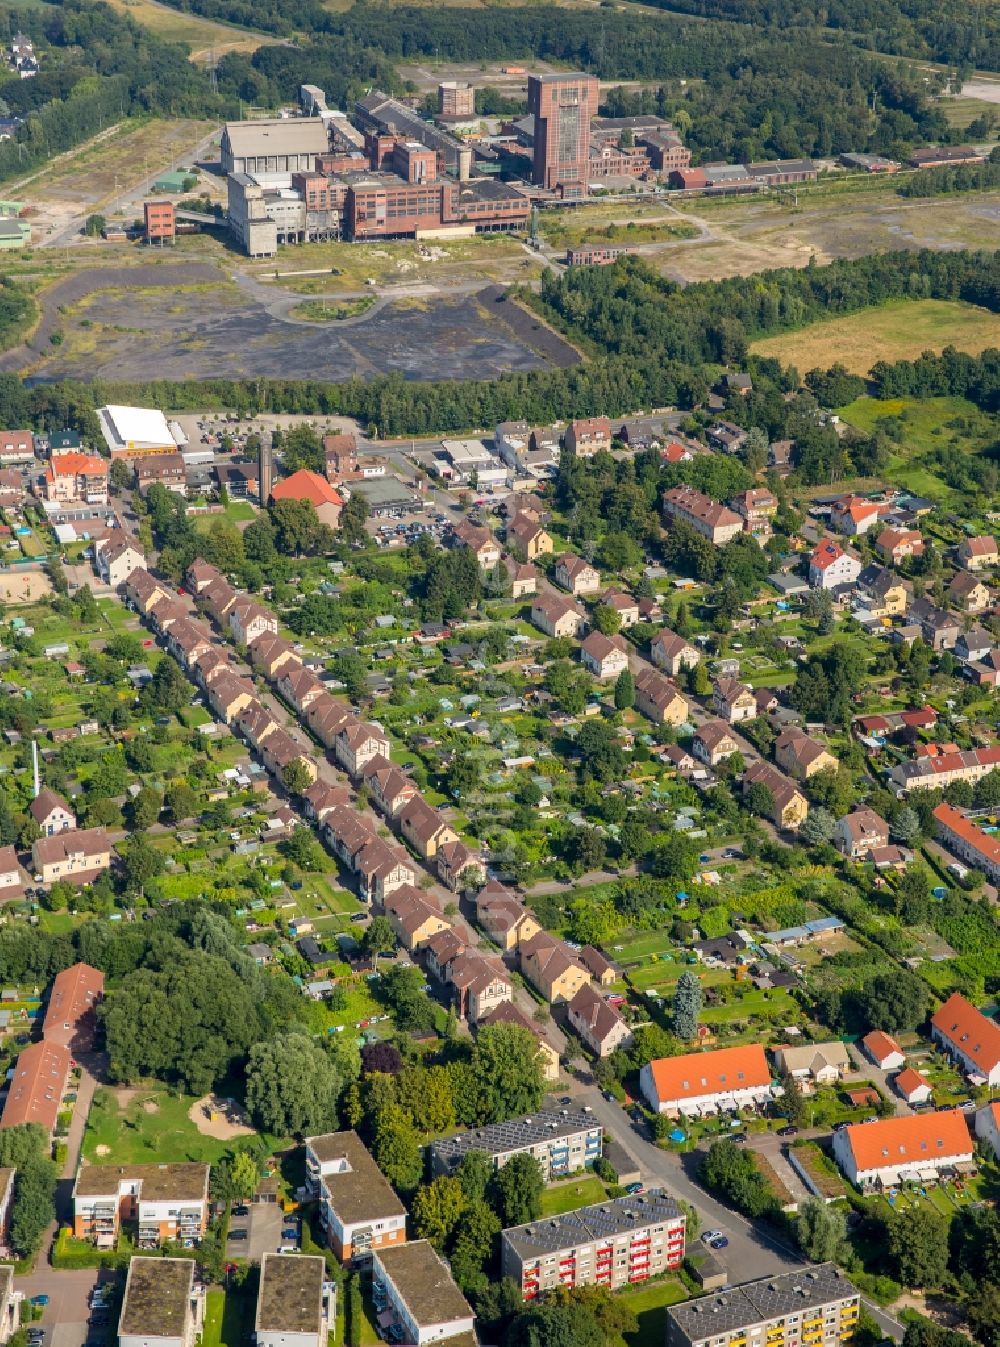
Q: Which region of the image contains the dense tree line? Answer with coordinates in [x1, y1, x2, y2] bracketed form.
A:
[870, 344, 1000, 411]
[898, 149, 1000, 197]
[0, 0, 235, 184]
[619, 0, 1000, 71]
[207, 5, 949, 162]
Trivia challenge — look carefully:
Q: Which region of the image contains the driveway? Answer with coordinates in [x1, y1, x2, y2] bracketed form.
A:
[576, 1087, 805, 1283]
[228, 1202, 283, 1262]
[15, 1268, 98, 1347]
[846, 1044, 912, 1115]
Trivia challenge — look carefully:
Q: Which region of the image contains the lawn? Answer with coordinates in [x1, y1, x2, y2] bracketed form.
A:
[201, 1286, 255, 1347]
[836, 393, 994, 499]
[101, 0, 275, 59]
[539, 1174, 608, 1216]
[621, 1277, 689, 1347]
[83, 1082, 270, 1166]
[192, 500, 256, 530]
[750, 299, 1000, 375]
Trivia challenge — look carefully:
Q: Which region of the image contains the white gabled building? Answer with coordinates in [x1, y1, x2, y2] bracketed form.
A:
[832, 1110, 973, 1192]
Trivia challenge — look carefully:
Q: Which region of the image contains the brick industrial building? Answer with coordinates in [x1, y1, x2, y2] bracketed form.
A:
[527, 72, 600, 197]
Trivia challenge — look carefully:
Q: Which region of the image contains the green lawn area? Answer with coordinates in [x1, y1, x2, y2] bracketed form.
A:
[201, 1286, 255, 1347]
[750, 299, 1000, 375]
[192, 500, 257, 531]
[83, 1082, 274, 1166]
[621, 1277, 690, 1347]
[836, 394, 994, 500]
[539, 1174, 608, 1217]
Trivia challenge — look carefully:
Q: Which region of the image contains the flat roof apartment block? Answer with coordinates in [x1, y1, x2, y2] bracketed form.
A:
[430, 1108, 602, 1180]
[256, 1253, 333, 1347]
[371, 1240, 475, 1346]
[118, 1257, 205, 1347]
[666, 1264, 860, 1347]
[305, 1131, 407, 1263]
[73, 1162, 210, 1248]
[501, 1191, 685, 1298]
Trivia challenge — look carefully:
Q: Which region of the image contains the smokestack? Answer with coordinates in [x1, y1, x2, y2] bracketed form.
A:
[259, 432, 273, 507]
[31, 739, 39, 799]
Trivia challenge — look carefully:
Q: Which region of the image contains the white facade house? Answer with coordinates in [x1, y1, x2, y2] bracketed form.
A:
[931, 992, 1000, 1086]
[808, 540, 862, 590]
[371, 1241, 475, 1346]
[305, 1132, 407, 1263]
[831, 1111, 974, 1191]
[118, 1257, 205, 1347]
[974, 1101, 1000, 1160]
[255, 1253, 334, 1347]
[640, 1044, 772, 1117]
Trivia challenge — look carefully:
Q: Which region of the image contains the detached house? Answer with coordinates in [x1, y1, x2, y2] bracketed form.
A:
[504, 556, 538, 598]
[452, 522, 501, 570]
[531, 594, 585, 640]
[948, 570, 991, 614]
[32, 828, 111, 885]
[568, 983, 632, 1058]
[601, 590, 640, 628]
[713, 678, 756, 724]
[580, 631, 630, 680]
[834, 807, 890, 859]
[862, 1031, 905, 1072]
[742, 760, 808, 831]
[447, 951, 512, 1023]
[958, 535, 998, 571]
[555, 554, 601, 596]
[506, 513, 552, 560]
[831, 495, 882, 536]
[335, 721, 391, 777]
[692, 720, 740, 767]
[876, 527, 924, 565]
[856, 564, 908, 618]
[278, 666, 326, 715]
[95, 535, 145, 588]
[634, 668, 688, 727]
[809, 539, 862, 590]
[363, 759, 418, 819]
[475, 883, 541, 951]
[384, 887, 451, 951]
[651, 628, 700, 677]
[398, 797, 459, 860]
[29, 787, 75, 836]
[565, 417, 611, 458]
[774, 729, 837, 781]
[520, 931, 591, 1004]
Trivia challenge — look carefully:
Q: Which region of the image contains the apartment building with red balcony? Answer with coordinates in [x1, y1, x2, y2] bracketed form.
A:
[501, 1191, 685, 1299]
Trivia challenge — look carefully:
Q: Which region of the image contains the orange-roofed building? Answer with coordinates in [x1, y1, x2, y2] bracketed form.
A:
[43, 452, 109, 504]
[639, 1043, 772, 1116]
[932, 802, 1000, 887]
[861, 1030, 905, 1071]
[43, 961, 104, 1051]
[931, 991, 1000, 1085]
[832, 1109, 972, 1190]
[894, 1067, 932, 1105]
[0, 1039, 71, 1135]
[270, 469, 344, 529]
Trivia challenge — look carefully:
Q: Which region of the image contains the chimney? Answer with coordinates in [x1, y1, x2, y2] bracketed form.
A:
[31, 739, 39, 799]
[259, 433, 273, 506]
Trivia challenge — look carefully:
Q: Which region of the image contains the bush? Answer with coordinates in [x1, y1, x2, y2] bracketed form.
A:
[850, 1270, 903, 1305]
[347, 1274, 363, 1347]
[594, 1156, 618, 1184]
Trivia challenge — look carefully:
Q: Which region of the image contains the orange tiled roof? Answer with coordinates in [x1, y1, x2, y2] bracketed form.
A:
[645, 1043, 770, 1104]
[271, 469, 343, 508]
[931, 991, 1000, 1075]
[841, 1109, 971, 1172]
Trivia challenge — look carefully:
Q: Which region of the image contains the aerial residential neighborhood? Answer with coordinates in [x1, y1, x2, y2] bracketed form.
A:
[0, 0, 991, 1343]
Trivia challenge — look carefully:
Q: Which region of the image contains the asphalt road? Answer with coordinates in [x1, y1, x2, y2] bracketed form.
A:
[575, 1085, 806, 1283]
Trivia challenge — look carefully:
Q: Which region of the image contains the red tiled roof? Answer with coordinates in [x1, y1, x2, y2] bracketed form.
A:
[894, 1067, 929, 1097]
[931, 991, 1000, 1075]
[862, 1030, 902, 1064]
[841, 1110, 971, 1172]
[1, 1040, 71, 1132]
[271, 469, 343, 508]
[645, 1043, 770, 1105]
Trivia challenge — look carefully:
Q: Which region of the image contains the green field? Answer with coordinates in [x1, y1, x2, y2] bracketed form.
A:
[83, 1082, 276, 1166]
[837, 394, 994, 499]
[621, 1278, 690, 1347]
[539, 1174, 609, 1216]
[751, 299, 1000, 375]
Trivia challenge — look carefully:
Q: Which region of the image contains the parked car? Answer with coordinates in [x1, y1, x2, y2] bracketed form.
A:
[832, 1121, 850, 1132]
[730, 1131, 748, 1143]
[709, 1235, 729, 1250]
[229, 1230, 248, 1241]
[701, 1230, 724, 1246]
[232, 1205, 249, 1217]
[624, 1182, 644, 1195]
[777, 1125, 798, 1137]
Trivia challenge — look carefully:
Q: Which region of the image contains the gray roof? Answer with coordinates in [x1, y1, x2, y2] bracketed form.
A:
[120, 1258, 195, 1339]
[256, 1253, 325, 1336]
[375, 1241, 472, 1328]
[667, 1264, 858, 1342]
[306, 1131, 406, 1224]
[223, 118, 328, 157]
[503, 1191, 682, 1260]
[432, 1107, 599, 1167]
